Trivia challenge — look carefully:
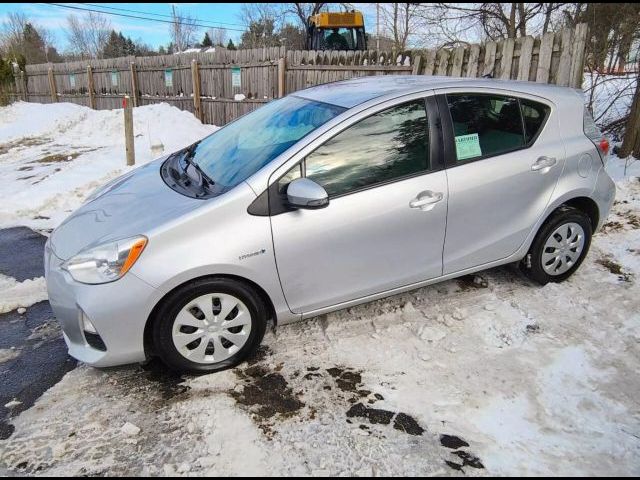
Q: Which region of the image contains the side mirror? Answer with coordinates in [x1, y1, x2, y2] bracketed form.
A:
[286, 178, 329, 209]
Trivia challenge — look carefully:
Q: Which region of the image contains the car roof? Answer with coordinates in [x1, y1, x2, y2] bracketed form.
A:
[293, 74, 582, 108]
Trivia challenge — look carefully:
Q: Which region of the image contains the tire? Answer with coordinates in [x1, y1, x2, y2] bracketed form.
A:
[521, 206, 592, 285]
[152, 277, 267, 373]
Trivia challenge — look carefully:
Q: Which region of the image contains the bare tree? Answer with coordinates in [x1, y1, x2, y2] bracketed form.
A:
[286, 3, 327, 31]
[414, 3, 561, 48]
[1, 12, 60, 63]
[208, 28, 228, 47]
[170, 5, 199, 52]
[379, 3, 420, 51]
[0, 11, 26, 56]
[65, 12, 111, 59]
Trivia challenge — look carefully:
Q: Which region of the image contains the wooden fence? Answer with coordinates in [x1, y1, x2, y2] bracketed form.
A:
[10, 24, 588, 126]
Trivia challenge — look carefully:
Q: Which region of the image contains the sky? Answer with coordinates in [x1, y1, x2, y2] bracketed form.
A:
[0, 3, 379, 51]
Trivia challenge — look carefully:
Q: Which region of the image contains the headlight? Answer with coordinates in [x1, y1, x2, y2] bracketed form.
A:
[62, 236, 147, 284]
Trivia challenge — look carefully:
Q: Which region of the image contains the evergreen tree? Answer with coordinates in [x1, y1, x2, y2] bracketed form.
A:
[202, 32, 213, 48]
[226, 39, 236, 50]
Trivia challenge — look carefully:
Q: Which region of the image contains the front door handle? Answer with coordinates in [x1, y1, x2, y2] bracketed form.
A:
[531, 156, 557, 173]
[409, 191, 444, 211]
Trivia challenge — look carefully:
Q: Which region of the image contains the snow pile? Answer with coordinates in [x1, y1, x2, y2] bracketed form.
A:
[0, 273, 47, 314]
[0, 102, 218, 230]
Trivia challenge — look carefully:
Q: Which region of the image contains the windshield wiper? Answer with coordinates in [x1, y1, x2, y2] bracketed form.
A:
[181, 143, 215, 190]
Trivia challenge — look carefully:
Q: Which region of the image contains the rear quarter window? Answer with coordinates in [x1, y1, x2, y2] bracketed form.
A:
[520, 99, 550, 144]
[583, 107, 602, 142]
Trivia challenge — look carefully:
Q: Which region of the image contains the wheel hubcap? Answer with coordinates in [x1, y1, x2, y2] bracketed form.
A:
[541, 222, 585, 276]
[171, 293, 252, 364]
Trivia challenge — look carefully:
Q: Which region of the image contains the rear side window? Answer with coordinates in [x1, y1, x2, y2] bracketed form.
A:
[583, 107, 602, 142]
[520, 99, 550, 144]
[447, 94, 525, 161]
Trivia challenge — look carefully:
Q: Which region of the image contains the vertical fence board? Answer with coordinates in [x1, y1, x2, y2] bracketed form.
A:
[466, 45, 480, 77]
[536, 32, 555, 83]
[518, 36, 535, 81]
[556, 29, 573, 86]
[500, 38, 515, 79]
[483, 42, 497, 77]
[569, 23, 588, 88]
[451, 47, 465, 77]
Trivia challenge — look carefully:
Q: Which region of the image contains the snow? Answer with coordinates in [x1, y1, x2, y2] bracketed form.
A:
[0, 274, 47, 314]
[583, 73, 637, 128]
[0, 102, 218, 230]
[1, 100, 640, 475]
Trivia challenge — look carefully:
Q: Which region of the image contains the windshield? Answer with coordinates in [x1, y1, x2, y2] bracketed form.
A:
[187, 96, 346, 190]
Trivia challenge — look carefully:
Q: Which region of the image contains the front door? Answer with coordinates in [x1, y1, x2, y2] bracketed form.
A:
[270, 98, 448, 313]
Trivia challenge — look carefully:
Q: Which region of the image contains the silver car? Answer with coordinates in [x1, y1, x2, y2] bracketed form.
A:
[44, 76, 616, 373]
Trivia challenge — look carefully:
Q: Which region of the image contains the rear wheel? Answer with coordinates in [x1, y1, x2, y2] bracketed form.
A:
[521, 206, 592, 285]
[152, 278, 267, 373]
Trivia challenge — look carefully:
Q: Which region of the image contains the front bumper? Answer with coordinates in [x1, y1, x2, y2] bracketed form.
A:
[44, 241, 157, 367]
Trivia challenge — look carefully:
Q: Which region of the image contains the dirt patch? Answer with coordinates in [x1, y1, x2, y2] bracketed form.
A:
[0, 137, 50, 155]
[452, 450, 485, 469]
[346, 403, 425, 436]
[35, 152, 80, 164]
[602, 220, 624, 233]
[231, 363, 304, 428]
[392, 413, 425, 436]
[440, 434, 470, 449]
[346, 402, 394, 425]
[457, 274, 489, 291]
[597, 257, 634, 282]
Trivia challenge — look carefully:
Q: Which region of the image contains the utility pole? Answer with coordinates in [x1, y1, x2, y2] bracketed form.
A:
[376, 3, 380, 50]
[172, 5, 181, 53]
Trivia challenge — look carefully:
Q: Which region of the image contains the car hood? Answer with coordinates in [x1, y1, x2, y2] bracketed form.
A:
[50, 158, 202, 260]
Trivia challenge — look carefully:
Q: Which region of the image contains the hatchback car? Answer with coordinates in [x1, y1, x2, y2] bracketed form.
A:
[45, 76, 615, 373]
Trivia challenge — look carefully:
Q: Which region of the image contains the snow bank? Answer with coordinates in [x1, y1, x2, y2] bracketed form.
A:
[0, 274, 47, 314]
[0, 102, 218, 230]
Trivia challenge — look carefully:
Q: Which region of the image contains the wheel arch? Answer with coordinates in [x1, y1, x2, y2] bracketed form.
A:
[143, 273, 277, 359]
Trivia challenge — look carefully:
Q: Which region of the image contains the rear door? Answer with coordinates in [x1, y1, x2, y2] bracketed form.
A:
[270, 95, 448, 313]
[438, 91, 564, 274]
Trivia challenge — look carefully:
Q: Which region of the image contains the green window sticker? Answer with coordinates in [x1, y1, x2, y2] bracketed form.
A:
[455, 133, 482, 160]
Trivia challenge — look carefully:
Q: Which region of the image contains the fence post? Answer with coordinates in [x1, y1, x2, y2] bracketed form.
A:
[569, 23, 588, 88]
[278, 57, 286, 98]
[129, 61, 139, 107]
[86, 65, 96, 109]
[191, 59, 203, 122]
[47, 67, 57, 103]
[20, 70, 27, 101]
[411, 55, 422, 75]
[123, 95, 135, 166]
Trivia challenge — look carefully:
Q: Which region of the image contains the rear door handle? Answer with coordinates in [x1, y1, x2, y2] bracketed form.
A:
[531, 156, 557, 172]
[409, 191, 444, 211]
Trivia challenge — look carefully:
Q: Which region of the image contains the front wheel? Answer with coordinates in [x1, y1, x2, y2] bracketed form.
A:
[521, 206, 592, 285]
[152, 278, 267, 373]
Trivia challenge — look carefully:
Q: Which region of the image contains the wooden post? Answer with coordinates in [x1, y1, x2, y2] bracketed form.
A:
[569, 23, 588, 89]
[129, 61, 139, 107]
[123, 95, 135, 166]
[411, 54, 422, 75]
[278, 57, 286, 98]
[86, 65, 96, 109]
[20, 70, 27, 101]
[191, 59, 202, 122]
[47, 67, 57, 103]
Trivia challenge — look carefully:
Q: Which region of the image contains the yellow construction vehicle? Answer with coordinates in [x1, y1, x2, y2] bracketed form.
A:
[306, 10, 367, 50]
